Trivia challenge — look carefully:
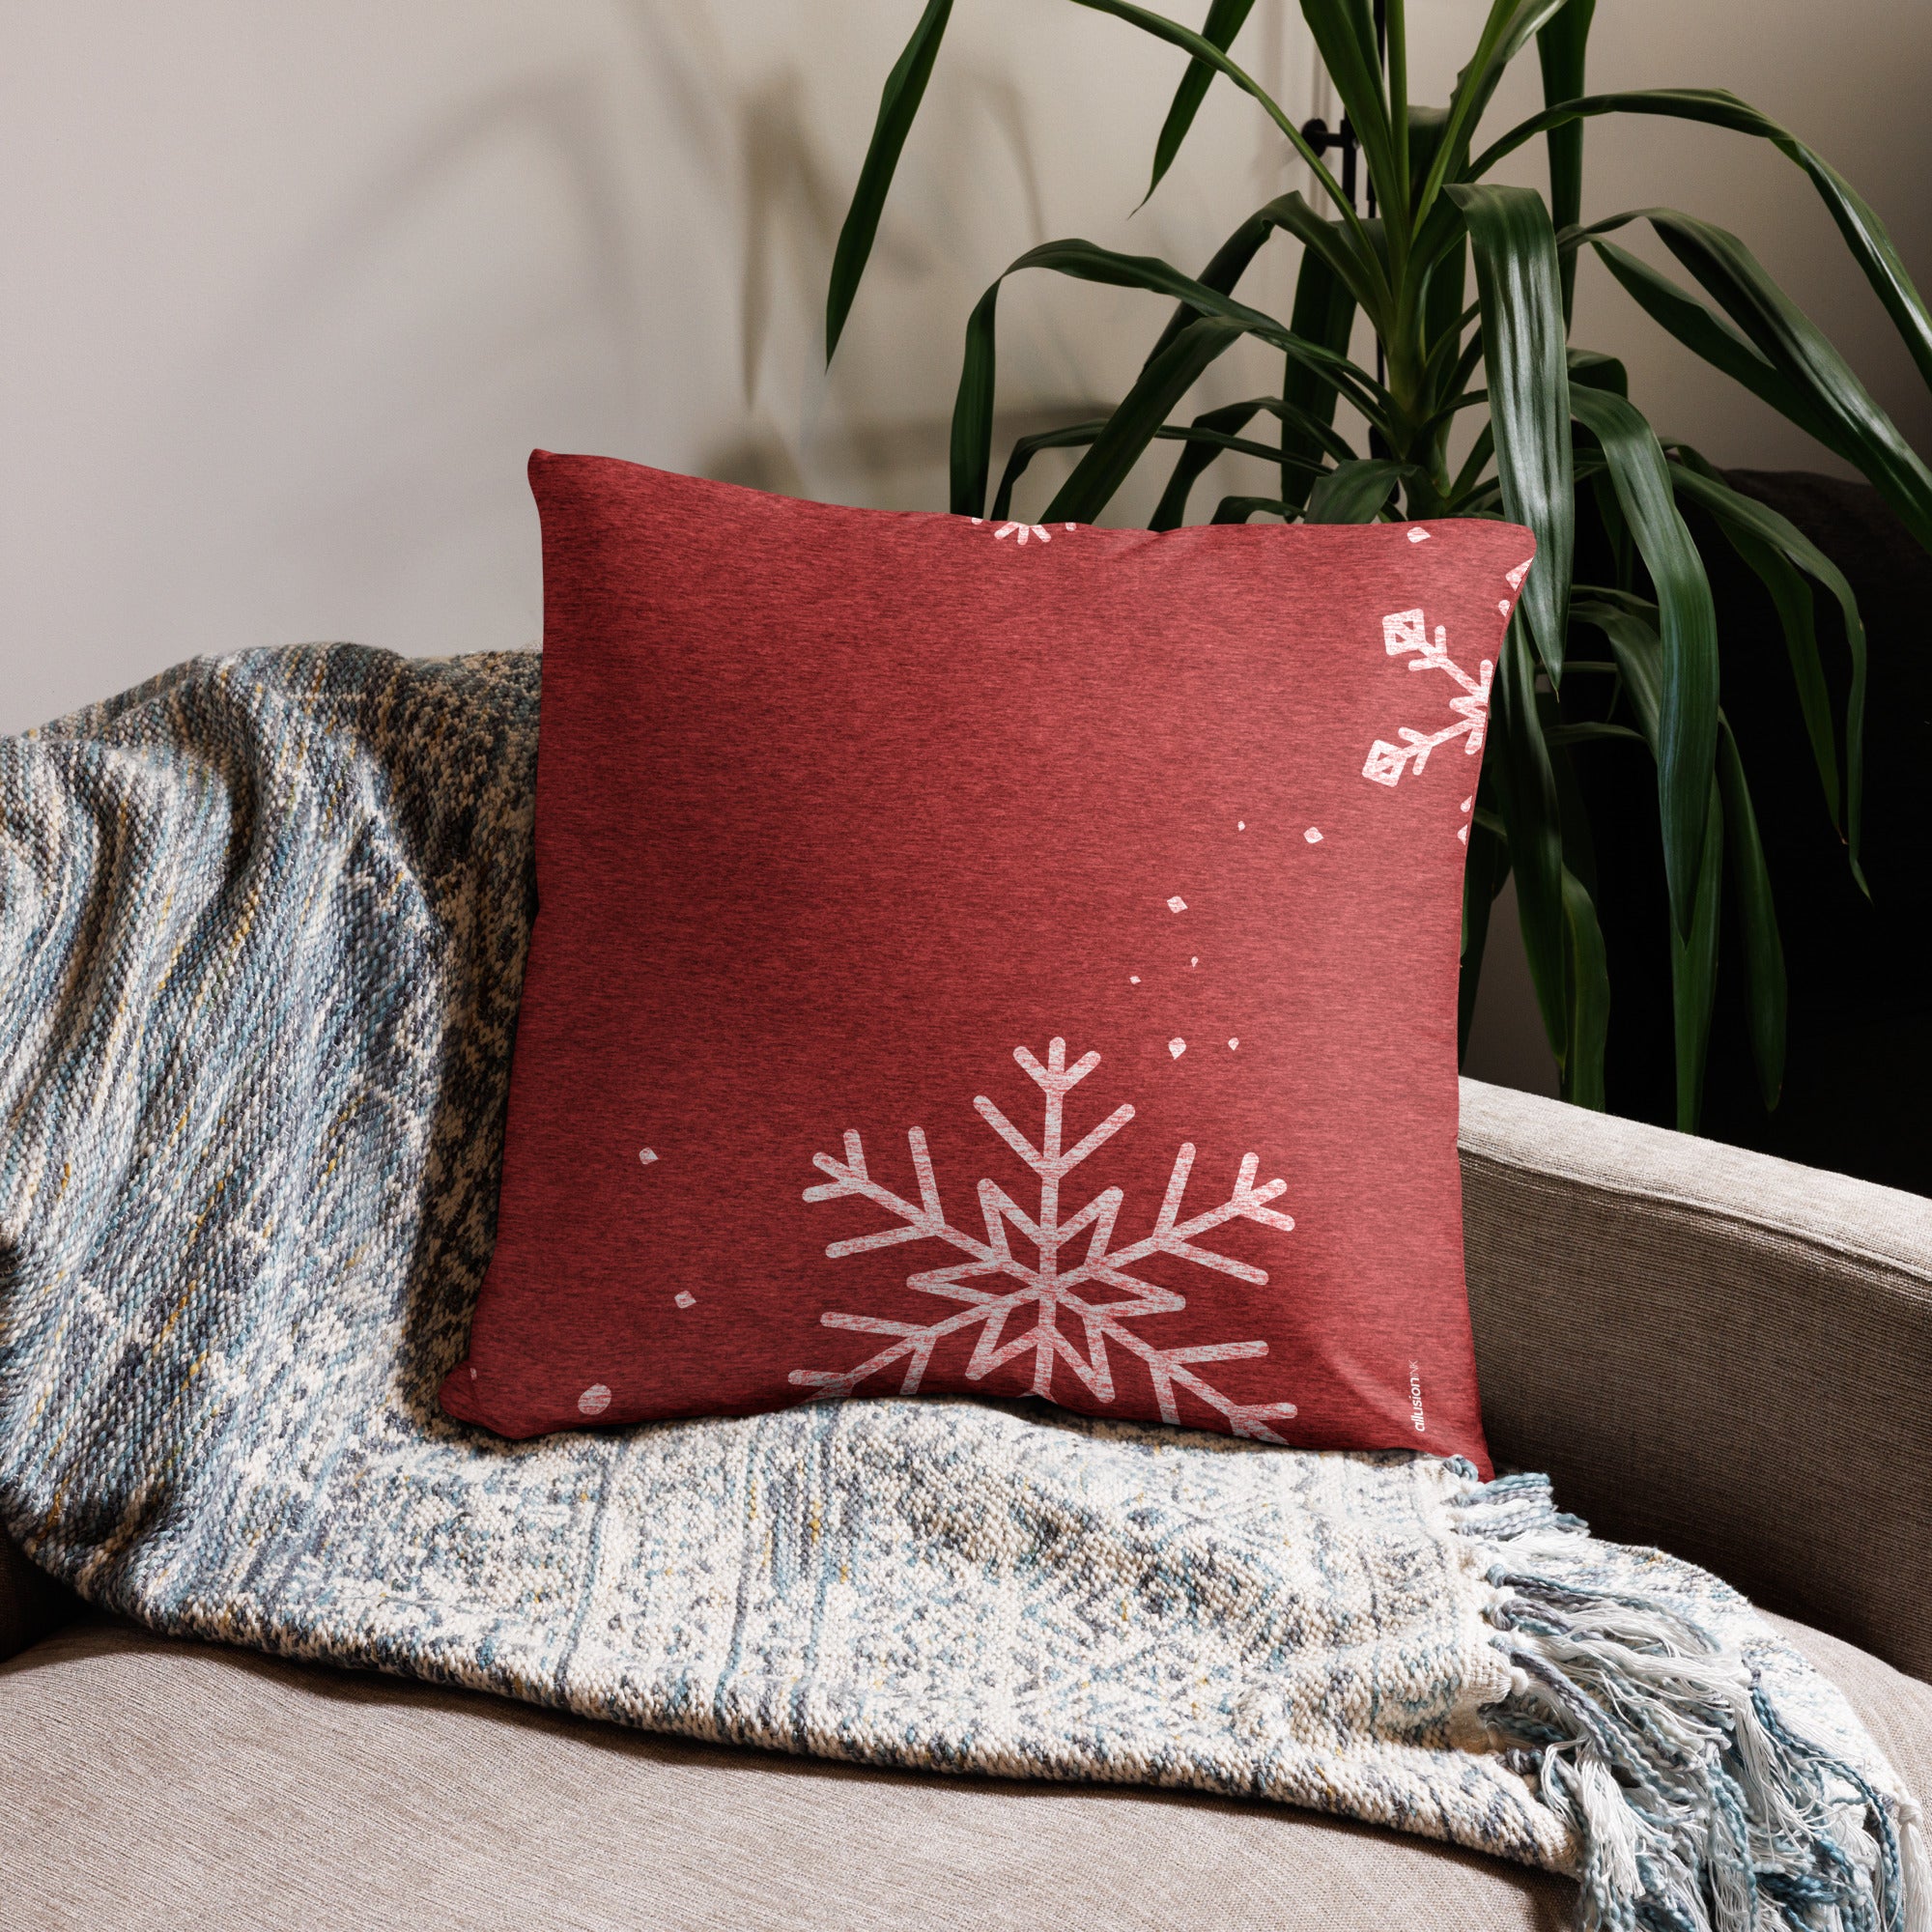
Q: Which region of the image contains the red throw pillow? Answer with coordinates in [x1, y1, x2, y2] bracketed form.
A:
[440, 453, 1533, 1470]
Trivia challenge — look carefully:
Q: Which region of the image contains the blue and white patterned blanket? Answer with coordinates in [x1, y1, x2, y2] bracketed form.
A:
[0, 647, 1921, 1931]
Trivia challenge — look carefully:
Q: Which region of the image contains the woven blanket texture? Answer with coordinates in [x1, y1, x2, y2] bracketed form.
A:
[0, 646, 1922, 1932]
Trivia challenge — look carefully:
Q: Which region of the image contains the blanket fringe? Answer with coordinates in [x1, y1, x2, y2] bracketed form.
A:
[1459, 1472, 1928, 1932]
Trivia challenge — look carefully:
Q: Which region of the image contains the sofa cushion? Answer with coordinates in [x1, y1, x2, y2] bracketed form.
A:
[1, 1613, 1920, 1932]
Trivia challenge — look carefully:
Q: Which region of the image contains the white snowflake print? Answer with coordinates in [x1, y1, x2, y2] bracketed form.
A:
[790, 1037, 1299, 1440]
[1361, 609, 1492, 790]
[968, 516, 1052, 545]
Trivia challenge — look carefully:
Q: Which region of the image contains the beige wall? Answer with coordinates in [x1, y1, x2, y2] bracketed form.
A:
[5, 2, 1927, 1086]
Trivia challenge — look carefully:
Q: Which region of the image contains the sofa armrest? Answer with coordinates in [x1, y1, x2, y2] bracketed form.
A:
[0, 1529, 79, 1663]
[1459, 1076, 1932, 1682]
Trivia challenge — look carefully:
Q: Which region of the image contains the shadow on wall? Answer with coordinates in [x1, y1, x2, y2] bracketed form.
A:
[1462, 879, 1559, 1100]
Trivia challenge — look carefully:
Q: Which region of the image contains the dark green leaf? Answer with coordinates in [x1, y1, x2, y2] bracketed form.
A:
[1304, 458, 1412, 523]
[1144, 0, 1257, 206]
[1045, 317, 1251, 523]
[1669, 780, 1723, 1132]
[950, 280, 1002, 516]
[1417, 0, 1575, 222]
[1471, 88, 1932, 393]
[949, 236, 1392, 517]
[1448, 184, 1574, 677]
[1566, 348, 1626, 395]
[1535, 0, 1595, 321]
[1295, 0, 1403, 225]
[1666, 459, 1869, 890]
[1484, 611, 1570, 1063]
[1584, 240, 1850, 460]
[1615, 209, 1932, 551]
[1211, 495, 1300, 522]
[1151, 397, 1352, 528]
[1066, 0, 1369, 236]
[1459, 810, 1509, 1062]
[1282, 243, 1360, 506]
[826, 0, 953, 361]
[1717, 720, 1787, 1111]
[1569, 384, 1719, 937]
[991, 421, 1106, 523]
[1560, 866, 1609, 1108]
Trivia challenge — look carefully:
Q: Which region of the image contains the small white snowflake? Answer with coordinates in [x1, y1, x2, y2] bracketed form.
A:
[995, 521, 1051, 546]
[791, 1037, 1298, 1438]
[1361, 609, 1492, 791]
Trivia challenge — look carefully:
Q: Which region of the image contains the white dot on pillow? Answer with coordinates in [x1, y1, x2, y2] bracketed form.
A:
[1304, 827, 1323, 844]
[674, 1292, 696, 1310]
[1236, 819, 1245, 831]
[638, 1148, 657, 1165]
[1167, 895, 1187, 913]
[1168, 1037, 1186, 1059]
[1190, 957, 1198, 967]
[1407, 527, 1430, 543]
[1228, 1038, 1239, 1050]
[1129, 975, 1140, 984]
[578, 1384, 611, 1416]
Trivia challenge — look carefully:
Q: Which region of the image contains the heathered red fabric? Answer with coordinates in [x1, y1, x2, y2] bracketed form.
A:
[440, 453, 1533, 1470]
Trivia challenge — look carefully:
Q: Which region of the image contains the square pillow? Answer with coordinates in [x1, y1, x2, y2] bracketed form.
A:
[440, 453, 1533, 1470]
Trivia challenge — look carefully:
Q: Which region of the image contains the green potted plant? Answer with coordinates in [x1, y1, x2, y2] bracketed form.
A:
[823, 0, 1932, 1130]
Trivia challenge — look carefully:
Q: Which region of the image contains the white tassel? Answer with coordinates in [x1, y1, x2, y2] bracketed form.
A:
[1899, 1797, 1932, 1932]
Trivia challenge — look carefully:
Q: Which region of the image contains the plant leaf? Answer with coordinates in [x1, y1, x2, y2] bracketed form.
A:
[1142, 193, 1379, 376]
[1592, 209, 1932, 552]
[1716, 719, 1787, 1111]
[1282, 242, 1361, 507]
[1211, 495, 1301, 522]
[1417, 0, 1574, 223]
[1295, 0, 1403, 225]
[1304, 458, 1412, 523]
[1569, 384, 1719, 938]
[1669, 778, 1724, 1132]
[1065, 0, 1370, 241]
[1045, 317, 1252, 523]
[1582, 240, 1850, 461]
[1151, 397, 1352, 528]
[1448, 184, 1574, 677]
[1560, 864, 1609, 1108]
[1484, 611, 1570, 1065]
[1144, 0, 1258, 206]
[826, 0, 954, 361]
[1535, 0, 1595, 322]
[1666, 458, 1869, 889]
[1472, 88, 1932, 393]
[949, 237, 1392, 517]
[1459, 807, 1509, 1062]
[991, 421, 1107, 523]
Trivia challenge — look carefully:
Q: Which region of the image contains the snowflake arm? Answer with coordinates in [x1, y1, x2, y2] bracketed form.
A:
[790, 1037, 1300, 1440]
[1361, 608, 1493, 787]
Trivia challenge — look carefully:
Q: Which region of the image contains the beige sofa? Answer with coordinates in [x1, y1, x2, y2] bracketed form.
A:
[3, 1077, 1926, 1931]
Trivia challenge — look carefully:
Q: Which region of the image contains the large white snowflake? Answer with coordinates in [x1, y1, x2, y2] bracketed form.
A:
[789, 1037, 1299, 1440]
[1360, 608, 1492, 798]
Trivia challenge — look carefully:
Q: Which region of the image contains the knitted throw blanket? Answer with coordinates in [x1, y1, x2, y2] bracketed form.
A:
[1, 647, 1922, 1932]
